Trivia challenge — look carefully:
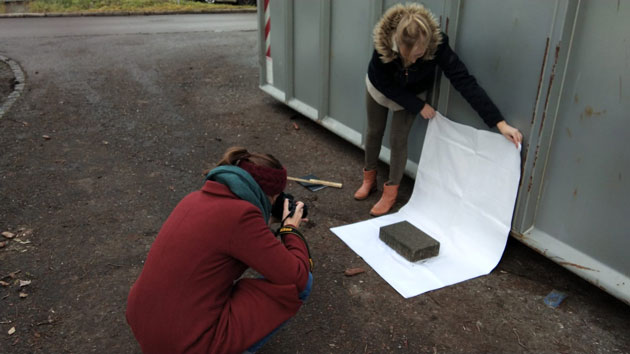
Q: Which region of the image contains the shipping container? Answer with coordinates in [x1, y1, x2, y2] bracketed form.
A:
[257, 0, 630, 304]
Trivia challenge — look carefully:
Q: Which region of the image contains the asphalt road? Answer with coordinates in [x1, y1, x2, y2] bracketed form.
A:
[0, 13, 257, 39]
[1, 13, 629, 354]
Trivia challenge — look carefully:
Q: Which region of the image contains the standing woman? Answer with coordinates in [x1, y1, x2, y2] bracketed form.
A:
[126, 147, 312, 353]
[355, 3, 523, 216]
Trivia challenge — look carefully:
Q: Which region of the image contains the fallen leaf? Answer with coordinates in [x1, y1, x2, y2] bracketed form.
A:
[168, 186, 176, 192]
[476, 320, 483, 332]
[0, 281, 9, 286]
[344, 267, 366, 276]
[37, 316, 54, 326]
[42, 135, 51, 140]
[8, 327, 15, 335]
[0, 241, 6, 248]
[292, 122, 300, 130]
[2, 231, 15, 239]
[19, 280, 31, 287]
[19, 292, 28, 298]
[102, 140, 109, 145]
[15, 239, 31, 245]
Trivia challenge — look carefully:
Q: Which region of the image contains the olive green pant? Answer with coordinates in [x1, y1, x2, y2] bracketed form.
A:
[364, 91, 417, 185]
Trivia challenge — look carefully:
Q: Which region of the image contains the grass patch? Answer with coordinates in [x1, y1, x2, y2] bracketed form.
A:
[14, 0, 253, 14]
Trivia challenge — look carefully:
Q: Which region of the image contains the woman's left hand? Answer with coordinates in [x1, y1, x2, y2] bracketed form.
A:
[496, 120, 523, 149]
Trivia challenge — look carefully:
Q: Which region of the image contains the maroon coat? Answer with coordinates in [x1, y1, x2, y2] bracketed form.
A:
[126, 181, 310, 353]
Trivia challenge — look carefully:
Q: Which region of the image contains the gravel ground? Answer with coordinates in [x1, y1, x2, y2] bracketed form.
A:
[0, 60, 15, 101]
[0, 21, 629, 354]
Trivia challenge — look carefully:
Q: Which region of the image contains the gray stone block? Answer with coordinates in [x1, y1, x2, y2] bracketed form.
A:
[379, 221, 439, 262]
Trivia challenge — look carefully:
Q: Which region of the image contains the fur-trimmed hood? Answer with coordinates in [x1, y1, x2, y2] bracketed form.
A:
[373, 3, 443, 63]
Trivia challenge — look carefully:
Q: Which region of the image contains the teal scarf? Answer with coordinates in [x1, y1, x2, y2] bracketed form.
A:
[206, 166, 272, 224]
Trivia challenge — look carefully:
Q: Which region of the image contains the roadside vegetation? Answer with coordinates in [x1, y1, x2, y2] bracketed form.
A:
[3, 0, 254, 14]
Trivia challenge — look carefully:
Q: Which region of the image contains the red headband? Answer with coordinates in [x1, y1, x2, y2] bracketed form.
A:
[238, 160, 287, 196]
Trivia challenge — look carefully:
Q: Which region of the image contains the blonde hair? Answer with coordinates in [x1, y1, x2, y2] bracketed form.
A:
[373, 3, 443, 63]
[396, 12, 432, 50]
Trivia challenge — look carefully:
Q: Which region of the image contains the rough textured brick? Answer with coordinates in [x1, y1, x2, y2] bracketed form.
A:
[379, 221, 440, 262]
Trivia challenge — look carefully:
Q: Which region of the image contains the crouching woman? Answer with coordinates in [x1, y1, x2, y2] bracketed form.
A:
[126, 147, 312, 354]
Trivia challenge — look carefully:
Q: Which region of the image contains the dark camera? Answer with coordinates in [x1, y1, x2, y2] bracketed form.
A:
[271, 192, 308, 220]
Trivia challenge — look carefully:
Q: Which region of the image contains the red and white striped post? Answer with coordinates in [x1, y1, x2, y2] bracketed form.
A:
[264, 0, 273, 84]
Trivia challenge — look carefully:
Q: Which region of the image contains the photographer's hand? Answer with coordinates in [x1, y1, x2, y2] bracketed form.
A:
[283, 199, 307, 228]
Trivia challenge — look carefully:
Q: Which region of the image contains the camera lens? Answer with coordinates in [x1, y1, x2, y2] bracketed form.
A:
[271, 192, 308, 220]
[271, 192, 287, 220]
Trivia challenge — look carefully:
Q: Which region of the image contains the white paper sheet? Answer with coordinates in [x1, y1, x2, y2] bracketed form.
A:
[331, 113, 521, 298]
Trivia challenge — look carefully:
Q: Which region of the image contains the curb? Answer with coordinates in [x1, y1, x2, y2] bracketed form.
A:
[0, 55, 25, 120]
[0, 8, 256, 18]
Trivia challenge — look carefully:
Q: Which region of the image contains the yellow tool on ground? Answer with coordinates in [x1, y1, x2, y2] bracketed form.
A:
[287, 176, 343, 189]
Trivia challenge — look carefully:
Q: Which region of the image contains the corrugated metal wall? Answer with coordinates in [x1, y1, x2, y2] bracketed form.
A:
[257, 0, 630, 304]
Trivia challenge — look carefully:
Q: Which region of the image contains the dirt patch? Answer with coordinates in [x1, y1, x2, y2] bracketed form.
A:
[0, 60, 15, 104]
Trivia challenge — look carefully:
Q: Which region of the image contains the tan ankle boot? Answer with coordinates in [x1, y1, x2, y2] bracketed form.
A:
[370, 183, 399, 216]
[354, 169, 377, 200]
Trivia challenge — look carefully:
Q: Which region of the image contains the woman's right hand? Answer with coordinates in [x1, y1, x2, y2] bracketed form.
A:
[283, 199, 307, 228]
[420, 104, 436, 119]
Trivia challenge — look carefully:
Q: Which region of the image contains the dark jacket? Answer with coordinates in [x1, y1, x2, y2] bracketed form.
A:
[368, 32, 504, 128]
[126, 181, 309, 353]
